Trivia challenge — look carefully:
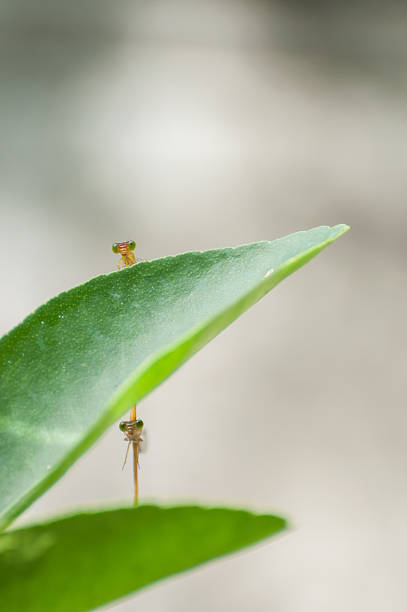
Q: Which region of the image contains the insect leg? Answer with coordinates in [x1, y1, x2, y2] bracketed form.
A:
[122, 441, 131, 470]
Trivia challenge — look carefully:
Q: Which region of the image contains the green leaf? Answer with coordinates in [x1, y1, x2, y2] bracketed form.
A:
[0, 505, 286, 612]
[0, 225, 349, 529]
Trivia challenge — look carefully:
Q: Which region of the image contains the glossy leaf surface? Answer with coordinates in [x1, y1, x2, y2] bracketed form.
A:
[0, 225, 349, 528]
[0, 505, 286, 611]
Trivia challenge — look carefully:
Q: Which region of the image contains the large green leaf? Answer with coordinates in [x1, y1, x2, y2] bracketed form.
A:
[0, 225, 349, 529]
[0, 504, 286, 611]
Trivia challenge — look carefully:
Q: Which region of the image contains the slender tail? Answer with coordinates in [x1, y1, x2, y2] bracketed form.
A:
[133, 442, 139, 506]
[130, 405, 137, 421]
[130, 404, 139, 505]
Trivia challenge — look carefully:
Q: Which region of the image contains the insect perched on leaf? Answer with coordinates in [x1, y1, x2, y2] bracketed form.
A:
[112, 240, 137, 269]
[119, 405, 144, 505]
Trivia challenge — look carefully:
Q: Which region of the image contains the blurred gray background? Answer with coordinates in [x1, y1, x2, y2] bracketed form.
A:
[1, 1, 406, 610]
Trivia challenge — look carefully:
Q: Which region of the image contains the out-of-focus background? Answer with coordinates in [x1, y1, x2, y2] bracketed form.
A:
[1, 1, 406, 610]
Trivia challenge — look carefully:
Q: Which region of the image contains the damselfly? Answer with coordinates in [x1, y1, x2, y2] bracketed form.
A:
[119, 405, 144, 505]
[112, 240, 137, 269]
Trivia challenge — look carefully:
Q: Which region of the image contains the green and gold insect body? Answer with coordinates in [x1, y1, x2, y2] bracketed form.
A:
[120, 405, 144, 505]
[112, 240, 137, 269]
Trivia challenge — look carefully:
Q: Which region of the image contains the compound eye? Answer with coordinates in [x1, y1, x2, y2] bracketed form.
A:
[128, 240, 136, 251]
[119, 422, 127, 432]
[135, 419, 144, 429]
[112, 243, 119, 254]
